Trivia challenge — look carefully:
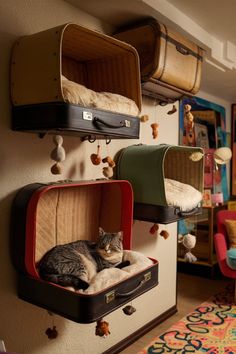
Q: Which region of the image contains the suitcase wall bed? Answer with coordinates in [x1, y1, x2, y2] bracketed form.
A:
[10, 23, 142, 140]
[114, 18, 203, 105]
[11, 180, 158, 323]
[116, 144, 204, 224]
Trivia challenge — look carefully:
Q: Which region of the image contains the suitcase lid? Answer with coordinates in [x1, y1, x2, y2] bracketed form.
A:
[114, 18, 203, 92]
[11, 179, 133, 277]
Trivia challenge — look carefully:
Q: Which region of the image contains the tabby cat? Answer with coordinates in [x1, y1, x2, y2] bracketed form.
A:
[38, 228, 127, 290]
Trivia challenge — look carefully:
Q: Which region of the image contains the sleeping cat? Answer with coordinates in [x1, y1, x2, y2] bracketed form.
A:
[38, 227, 129, 290]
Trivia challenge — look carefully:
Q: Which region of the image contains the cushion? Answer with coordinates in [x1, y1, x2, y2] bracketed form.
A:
[225, 219, 236, 248]
[164, 178, 202, 212]
[226, 248, 236, 270]
[61, 75, 140, 116]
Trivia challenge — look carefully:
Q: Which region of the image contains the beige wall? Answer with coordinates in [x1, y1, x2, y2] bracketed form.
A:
[0, 1, 231, 353]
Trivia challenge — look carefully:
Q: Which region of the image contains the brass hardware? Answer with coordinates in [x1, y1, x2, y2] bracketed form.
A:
[105, 290, 115, 303]
[124, 119, 131, 127]
[144, 272, 151, 282]
[83, 111, 93, 121]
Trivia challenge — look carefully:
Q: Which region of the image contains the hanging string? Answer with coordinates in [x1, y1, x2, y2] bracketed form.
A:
[45, 311, 58, 339]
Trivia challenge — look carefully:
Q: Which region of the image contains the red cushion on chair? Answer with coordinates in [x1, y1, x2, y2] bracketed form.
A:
[214, 210, 236, 280]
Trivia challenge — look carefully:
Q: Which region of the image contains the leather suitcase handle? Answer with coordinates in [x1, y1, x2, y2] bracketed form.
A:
[116, 272, 151, 298]
[93, 117, 127, 129]
[177, 207, 199, 217]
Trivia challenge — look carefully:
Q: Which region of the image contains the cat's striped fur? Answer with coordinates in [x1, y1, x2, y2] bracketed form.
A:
[38, 228, 124, 290]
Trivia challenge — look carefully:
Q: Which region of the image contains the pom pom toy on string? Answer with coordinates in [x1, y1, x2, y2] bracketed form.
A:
[95, 319, 110, 337]
[178, 233, 197, 263]
[50, 135, 66, 175]
[90, 143, 102, 165]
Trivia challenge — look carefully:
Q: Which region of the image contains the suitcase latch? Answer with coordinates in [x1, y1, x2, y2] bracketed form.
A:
[83, 111, 93, 120]
[124, 119, 131, 128]
[105, 290, 115, 303]
[144, 271, 151, 282]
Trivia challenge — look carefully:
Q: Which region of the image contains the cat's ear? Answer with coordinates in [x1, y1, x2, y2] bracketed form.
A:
[99, 227, 105, 237]
[118, 231, 123, 241]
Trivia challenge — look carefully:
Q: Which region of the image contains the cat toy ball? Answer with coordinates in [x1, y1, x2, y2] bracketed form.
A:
[90, 144, 102, 165]
[95, 319, 110, 337]
[50, 135, 66, 175]
[102, 155, 116, 178]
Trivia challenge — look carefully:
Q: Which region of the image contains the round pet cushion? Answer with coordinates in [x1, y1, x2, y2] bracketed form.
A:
[226, 248, 236, 270]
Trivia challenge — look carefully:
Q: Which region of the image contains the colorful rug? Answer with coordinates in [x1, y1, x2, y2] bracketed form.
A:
[139, 283, 236, 353]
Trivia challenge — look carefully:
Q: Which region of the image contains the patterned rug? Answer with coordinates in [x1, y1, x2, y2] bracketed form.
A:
[139, 283, 236, 353]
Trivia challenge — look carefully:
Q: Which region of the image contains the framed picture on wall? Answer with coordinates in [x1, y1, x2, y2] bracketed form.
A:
[202, 189, 212, 207]
[194, 123, 209, 148]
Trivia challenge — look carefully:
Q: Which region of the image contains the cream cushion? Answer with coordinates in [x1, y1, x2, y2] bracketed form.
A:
[61, 75, 140, 116]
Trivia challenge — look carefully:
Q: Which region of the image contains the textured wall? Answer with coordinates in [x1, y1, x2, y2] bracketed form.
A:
[0, 1, 230, 353]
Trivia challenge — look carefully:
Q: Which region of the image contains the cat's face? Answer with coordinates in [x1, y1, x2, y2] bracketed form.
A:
[97, 228, 123, 264]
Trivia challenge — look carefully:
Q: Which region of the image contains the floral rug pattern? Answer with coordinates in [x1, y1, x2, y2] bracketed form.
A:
[139, 283, 236, 353]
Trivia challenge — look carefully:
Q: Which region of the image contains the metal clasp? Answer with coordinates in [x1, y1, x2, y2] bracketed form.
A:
[105, 290, 115, 303]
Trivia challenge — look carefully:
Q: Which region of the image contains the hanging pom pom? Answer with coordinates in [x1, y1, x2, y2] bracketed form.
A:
[102, 156, 116, 168]
[51, 162, 62, 175]
[50, 135, 66, 161]
[95, 319, 110, 337]
[149, 223, 159, 234]
[151, 123, 159, 139]
[90, 144, 101, 165]
[45, 326, 58, 339]
[45, 311, 58, 339]
[160, 230, 169, 239]
[122, 305, 136, 315]
[140, 114, 149, 122]
[50, 135, 66, 175]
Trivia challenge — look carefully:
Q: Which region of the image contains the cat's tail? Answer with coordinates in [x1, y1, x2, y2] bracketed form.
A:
[41, 273, 89, 290]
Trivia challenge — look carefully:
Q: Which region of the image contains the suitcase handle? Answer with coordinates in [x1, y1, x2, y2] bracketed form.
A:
[93, 117, 126, 129]
[176, 45, 189, 56]
[177, 207, 199, 217]
[116, 272, 151, 298]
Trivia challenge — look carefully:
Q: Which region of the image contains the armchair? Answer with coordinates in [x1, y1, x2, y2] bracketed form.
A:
[214, 210, 236, 301]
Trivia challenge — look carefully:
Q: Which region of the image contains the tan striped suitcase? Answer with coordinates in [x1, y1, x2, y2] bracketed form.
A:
[114, 18, 203, 104]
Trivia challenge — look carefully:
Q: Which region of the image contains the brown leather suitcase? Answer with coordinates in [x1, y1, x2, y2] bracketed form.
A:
[114, 18, 203, 104]
[10, 180, 158, 323]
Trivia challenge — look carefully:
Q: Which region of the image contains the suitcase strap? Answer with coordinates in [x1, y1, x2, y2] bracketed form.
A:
[160, 32, 203, 61]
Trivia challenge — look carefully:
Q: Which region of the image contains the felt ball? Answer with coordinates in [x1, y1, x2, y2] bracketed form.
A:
[90, 153, 101, 165]
[160, 230, 169, 239]
[50, 146, 66, 162]
[45, 326, 58, 339]
[140, 114, 149, 122]
[53, 135, 63, 146]
[51, 162, 62, 175]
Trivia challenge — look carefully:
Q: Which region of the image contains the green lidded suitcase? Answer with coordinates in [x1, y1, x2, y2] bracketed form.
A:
[116, 144, 204, 224]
